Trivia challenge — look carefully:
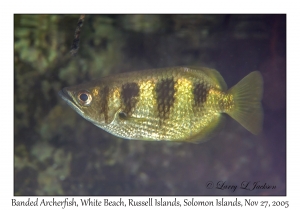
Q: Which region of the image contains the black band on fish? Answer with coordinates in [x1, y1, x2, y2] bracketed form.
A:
[156, 78, 175, 120]
[193, 82, 209, 106]
[100, 86, 109, 123]
[121, 82, 140, 116]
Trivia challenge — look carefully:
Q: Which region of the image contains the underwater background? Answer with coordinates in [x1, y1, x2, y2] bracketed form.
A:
[14, 14, 286, 195]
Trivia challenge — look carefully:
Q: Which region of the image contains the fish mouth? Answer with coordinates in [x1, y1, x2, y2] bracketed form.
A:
[59, 88, 103, 127]
[58, 88, 84, 115]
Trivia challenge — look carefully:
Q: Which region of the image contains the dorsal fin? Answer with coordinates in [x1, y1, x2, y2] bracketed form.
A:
[185, 66, 228, 91]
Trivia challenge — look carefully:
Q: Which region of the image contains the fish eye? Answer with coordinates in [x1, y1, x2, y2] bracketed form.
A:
[80, 93, 88, 101]
[77, 90, 92, 106]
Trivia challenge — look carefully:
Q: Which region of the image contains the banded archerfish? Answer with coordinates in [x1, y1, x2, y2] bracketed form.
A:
[59, 67, 263, 143]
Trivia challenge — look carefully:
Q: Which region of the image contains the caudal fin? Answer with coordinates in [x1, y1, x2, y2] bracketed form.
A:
[226, 71, 263, 135]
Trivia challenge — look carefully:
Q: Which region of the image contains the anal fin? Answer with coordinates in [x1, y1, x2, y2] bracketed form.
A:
[184, 114, 226, 144]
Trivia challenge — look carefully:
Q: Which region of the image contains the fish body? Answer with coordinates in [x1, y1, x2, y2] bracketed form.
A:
[59, 67, 263, 143]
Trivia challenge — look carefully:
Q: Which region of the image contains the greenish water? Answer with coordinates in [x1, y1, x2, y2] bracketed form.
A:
[14, 14, 286, 195]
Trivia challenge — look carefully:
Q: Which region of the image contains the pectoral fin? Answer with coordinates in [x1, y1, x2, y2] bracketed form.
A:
[118, 111, 148, 123]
